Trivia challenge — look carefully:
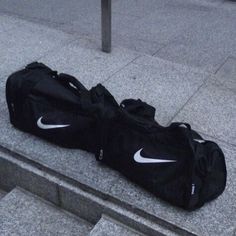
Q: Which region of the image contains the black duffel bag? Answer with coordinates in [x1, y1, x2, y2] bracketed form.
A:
[6, 63, 227, 210]
[95, 99, 227, 210]
[6, 62, 118, 152]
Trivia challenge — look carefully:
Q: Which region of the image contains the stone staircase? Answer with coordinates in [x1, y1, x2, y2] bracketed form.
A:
[0, 188, 92, 236]
[0, 187, 142, 236]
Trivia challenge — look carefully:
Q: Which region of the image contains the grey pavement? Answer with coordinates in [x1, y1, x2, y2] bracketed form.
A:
[0, 16, 73, 79]
[40, 39, 139, 88]
[155, 8, 236, 72]
[0, 188, 92, 236]
[173, 80, 236, 146]
[214, 56, 236, 92]
[0, 1, 235, 236]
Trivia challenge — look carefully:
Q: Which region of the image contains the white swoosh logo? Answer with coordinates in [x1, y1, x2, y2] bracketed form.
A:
[37, 116, 70, 129]
[134, 148, 176, 164]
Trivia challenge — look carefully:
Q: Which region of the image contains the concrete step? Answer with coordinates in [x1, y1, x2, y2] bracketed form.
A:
[0, 187, 93, 236]
[90, 215, 143, 236]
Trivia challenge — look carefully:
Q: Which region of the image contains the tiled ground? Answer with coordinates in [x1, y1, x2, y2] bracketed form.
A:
[155, 8, 236, 72]
[40, 39, 139, 88]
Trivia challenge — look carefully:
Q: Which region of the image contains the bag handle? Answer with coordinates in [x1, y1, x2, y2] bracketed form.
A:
[58, 73, 87, 92]
[120, 99, 156, 121]
[170, 122, 191, 130]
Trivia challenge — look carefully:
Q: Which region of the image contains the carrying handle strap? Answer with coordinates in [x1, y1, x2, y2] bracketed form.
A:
[170, 122, 191, 130]
[26, 62, 55, 73]
[120, 99, 156, 121]
[58, 73, 87, 92]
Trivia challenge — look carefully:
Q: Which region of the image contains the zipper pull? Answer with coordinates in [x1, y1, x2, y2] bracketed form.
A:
[98, 149, 104, 161]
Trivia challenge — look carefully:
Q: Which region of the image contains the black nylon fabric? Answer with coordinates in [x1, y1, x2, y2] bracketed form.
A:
[6, 62, 227, 210]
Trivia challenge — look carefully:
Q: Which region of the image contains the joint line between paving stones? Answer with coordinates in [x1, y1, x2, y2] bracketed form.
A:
[214, 56, 230, 75]
[152, 40, 175, 56]
[166, 73, 212, 126]
[101, 55, 142, 84]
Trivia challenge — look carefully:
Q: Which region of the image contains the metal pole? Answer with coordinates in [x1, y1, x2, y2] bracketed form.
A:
[101, 0, 111, 53]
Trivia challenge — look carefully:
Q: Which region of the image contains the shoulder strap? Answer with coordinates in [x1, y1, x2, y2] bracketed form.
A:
[58, 73, 87, 92]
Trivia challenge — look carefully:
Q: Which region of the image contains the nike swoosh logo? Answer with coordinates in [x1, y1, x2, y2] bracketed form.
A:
[37, 116, 70, 129]
[134, 148, 176, 164]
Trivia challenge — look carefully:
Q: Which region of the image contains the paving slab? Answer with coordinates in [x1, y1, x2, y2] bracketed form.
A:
[156, 8, 236, 72]
[114, 2, 213, 48]
[58, 11, 163, 55]
[173, 81, 236, 146]
[113, 0, 222, 18]
[113, 0, 168, 18]
[0, 0, 104, 25]
[40, 40, 139, 88]
[168, 0, 224, 8]
[104, 55, 208, 125]
[90, 215, 142, 236]
[0, 0, 109, 45]
[0, 187, 92, 236]
[0, 16, 72, 78]
[0, 14, 24, 33]
[112, 34, 164, 56]
[213, 57, 236, 92]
